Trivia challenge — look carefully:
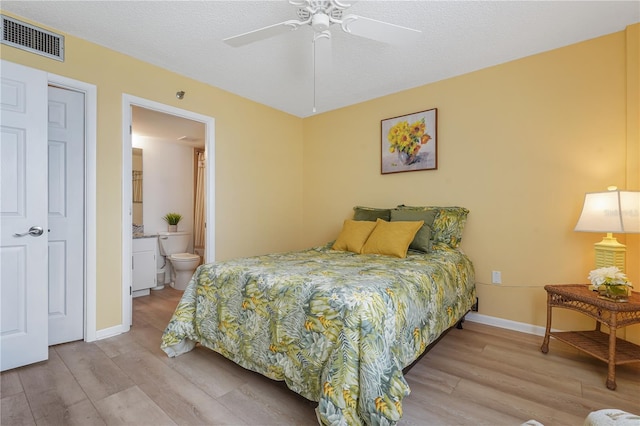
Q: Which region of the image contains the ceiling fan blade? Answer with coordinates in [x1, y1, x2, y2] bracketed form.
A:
[341, 14, 421, 44]
[223, 20, 303, 47]
[313, 30, 332, 76]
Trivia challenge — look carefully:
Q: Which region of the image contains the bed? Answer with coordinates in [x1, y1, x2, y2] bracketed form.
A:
[161, 206, 475, 425]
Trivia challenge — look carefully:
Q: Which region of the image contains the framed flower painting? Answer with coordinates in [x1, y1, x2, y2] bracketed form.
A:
[381, 108, 437, 174]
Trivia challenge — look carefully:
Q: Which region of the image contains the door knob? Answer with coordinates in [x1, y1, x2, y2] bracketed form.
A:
[14, 226, 44, 237]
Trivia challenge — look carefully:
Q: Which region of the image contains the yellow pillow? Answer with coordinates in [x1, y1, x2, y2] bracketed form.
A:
[332, 219, 378, 253]
[361, 219, 424, 258]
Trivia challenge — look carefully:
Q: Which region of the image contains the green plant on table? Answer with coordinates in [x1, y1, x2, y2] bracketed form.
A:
[162, 213, 182, 226]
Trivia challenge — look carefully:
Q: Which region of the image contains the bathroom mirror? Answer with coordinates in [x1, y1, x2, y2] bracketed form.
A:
[132, 148, 143, 226]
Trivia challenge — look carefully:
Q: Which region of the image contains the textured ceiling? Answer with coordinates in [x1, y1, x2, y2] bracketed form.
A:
[2, 1, 639, 118]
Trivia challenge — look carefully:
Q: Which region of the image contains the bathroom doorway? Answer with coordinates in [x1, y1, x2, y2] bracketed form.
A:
[131, 106, 206, 291]
[122, 95, 215, 327]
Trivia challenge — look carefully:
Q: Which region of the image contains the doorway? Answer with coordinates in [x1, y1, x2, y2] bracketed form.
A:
[121, 95, 215, 327]
[49, 74, 98, 343]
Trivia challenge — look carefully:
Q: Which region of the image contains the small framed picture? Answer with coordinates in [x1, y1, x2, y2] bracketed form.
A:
[381, 108, 437, 174]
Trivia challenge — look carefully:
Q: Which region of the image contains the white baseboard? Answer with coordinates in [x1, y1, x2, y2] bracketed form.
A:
[465, 312, 547, 337]
[95, 324, 129, 341]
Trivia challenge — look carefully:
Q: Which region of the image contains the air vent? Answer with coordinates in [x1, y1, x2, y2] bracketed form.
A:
[1, 15, 64, 61]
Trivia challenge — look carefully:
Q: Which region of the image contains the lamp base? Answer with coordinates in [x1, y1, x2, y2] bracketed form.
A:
[594, 233, 626, 271]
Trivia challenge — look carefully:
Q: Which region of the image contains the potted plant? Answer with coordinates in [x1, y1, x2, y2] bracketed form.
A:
[162, 212, 182, 232]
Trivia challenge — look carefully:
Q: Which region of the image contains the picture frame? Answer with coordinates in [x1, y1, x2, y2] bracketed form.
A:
[381, 108, 437, 174]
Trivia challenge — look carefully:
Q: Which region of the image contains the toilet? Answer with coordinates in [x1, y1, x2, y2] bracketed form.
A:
[157, 231, 201, 291]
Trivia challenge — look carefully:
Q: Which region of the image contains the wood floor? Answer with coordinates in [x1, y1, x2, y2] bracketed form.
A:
[2, 287, 638, 425]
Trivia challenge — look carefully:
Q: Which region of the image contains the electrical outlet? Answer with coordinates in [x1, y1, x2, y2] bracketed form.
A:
[492, 271, 502, 284]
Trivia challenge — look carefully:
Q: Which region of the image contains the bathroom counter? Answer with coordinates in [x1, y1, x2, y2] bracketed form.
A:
[133, 233, 158, 239]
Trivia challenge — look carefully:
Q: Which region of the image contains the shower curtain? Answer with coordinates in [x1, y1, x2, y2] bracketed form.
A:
[194, 151, 206, 249]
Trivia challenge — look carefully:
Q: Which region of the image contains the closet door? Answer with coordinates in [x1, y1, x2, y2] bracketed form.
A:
[1, 60, 49, 371]
[47, 85, 85, 346]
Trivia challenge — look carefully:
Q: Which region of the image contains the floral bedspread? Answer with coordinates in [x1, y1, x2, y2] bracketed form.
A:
[161, 243, 475, 425]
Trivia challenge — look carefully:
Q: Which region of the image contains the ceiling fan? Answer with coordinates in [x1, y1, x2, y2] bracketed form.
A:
[223, 0, 422, 112]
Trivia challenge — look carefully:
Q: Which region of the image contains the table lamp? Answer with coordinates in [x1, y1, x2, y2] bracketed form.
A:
[574, 188, 640, 271]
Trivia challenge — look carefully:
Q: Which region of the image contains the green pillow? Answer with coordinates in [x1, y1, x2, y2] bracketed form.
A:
[353, 206, 391, 222]
[390, 209, 437, 253]
[396, 205, 469, 248]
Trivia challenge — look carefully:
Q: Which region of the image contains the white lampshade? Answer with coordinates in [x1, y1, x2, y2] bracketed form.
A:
[574, 190, 640, 233]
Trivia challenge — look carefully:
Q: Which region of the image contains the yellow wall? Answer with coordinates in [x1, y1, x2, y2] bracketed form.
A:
[303, 25, 640, 337]
[624, 24, 640, 343]
[2, 10, 638, 339]
[0, 12, 305, 330]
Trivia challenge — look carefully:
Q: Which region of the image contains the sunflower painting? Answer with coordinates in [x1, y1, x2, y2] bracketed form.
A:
[381, 108, 437, 174]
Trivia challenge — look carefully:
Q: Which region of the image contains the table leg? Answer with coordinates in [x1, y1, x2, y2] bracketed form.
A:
[606, 313, 617, 390]
[541, 292, 552, 354]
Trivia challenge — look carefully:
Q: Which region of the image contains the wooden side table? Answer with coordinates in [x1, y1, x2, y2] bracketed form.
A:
[540, 284, 640, 390]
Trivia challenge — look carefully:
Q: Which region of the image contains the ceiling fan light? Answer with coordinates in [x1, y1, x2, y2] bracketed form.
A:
[312, 13, 330, 31]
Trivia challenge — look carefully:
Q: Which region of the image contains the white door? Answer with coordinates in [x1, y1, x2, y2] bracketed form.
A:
[0, 61, 49, 371]
[47, 86, 84, 345]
